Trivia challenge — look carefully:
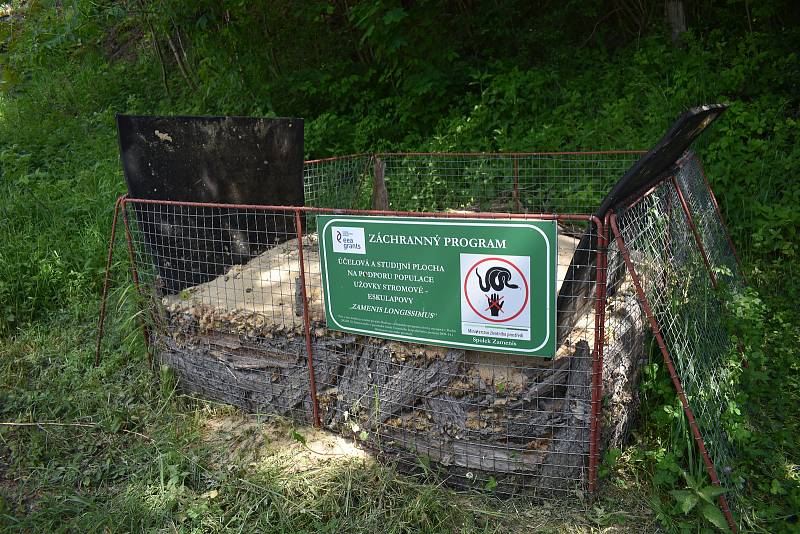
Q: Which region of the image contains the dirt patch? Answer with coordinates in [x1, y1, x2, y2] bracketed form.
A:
[103, 25, 144, 64]
[200, 412, 370, 472]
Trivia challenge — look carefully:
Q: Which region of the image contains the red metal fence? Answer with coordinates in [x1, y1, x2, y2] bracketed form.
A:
[97, 150, 741, 530]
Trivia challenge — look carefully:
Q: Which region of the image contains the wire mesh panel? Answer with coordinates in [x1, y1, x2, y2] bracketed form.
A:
[675, 151, 742, 284]
[303, 154, 373, 210]
[124, 201, 318, 423]
[611, 166, 743, 524]
[379, 152, 642, 215]
[516, 153, 643, 214]
[121, 206, 616, 495]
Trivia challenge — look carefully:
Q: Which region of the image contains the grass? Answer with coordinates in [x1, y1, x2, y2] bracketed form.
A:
[0, 314, 659, 533]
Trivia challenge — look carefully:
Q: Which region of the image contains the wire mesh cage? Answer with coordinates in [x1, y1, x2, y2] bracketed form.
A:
[101, 148, 742, 528]
[609, 153, 743, 523]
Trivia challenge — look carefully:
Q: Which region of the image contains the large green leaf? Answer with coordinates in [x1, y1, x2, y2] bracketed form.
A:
[670, 489, 699, 515]
[699, 485, 728, 505]
[700, 503, 732, 532]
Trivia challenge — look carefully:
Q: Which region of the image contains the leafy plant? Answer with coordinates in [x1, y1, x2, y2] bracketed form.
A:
[670, 470, 731, 532]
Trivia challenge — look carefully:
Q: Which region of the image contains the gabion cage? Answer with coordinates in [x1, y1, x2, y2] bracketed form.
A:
[99, 150, 742, 530]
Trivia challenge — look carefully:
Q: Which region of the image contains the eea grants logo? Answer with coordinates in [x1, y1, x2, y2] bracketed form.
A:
[331, 226, 366, 254]
[460, 254, 531, 341]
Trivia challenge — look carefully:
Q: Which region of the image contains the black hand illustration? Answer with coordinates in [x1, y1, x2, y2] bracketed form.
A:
[486, 293, 504, 317]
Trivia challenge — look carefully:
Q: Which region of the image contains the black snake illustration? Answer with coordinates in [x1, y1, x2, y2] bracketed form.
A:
[476, 267, 519, 292]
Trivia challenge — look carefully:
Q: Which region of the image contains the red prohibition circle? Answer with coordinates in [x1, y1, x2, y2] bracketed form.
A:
[463, 257, 529, 323]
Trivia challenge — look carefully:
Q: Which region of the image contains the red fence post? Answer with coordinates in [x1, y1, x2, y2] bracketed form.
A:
[120, 197, 153, 367]
[513, 157, 521, 212]
[94, 196, 124, 367]
[588, 215, 608, 493]
[295, 210, 322, 427]
[371, 156, 389, 211]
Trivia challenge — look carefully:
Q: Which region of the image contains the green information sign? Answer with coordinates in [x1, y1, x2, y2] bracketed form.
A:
[317, 216, 557, 357]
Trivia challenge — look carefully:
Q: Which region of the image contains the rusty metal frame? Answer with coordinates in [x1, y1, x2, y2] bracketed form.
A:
[94, 196, 123, 367]
[609, 212, 738, 532]
[295, 210, 321, 427]
[375, 150, 646, 157]
[588, 214, 609, 492]
[512, 157, 521, 212]
[120, 194, 153, 365]
[89, 148, 749, 518]
[114, 197, 598, 221]
[96, 152, 738, 496]
[95, 194, 155, 367]
[98, 149, 724, 501]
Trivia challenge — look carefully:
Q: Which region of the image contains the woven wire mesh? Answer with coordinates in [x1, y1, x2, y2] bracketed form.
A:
[124, 202, 316, 424]
[612, 159, 743, 512]
[302, 211, 601, 496]
[378, 152, 642, 215]
[601, 237, 649, 450]
[118, 150, 737, 502]
[304, 154, 373, 210]
[300, 153, 647, 495]
[675, 151, 742, 284]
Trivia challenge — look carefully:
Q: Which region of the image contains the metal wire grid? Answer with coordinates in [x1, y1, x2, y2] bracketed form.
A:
[612, 175, 742, 519]
[516, 153, 643, 215]
[121, 200, 602, 496]
[303, 154, 373, 210]
[299, 152, 645, 495]
[124, 202, 316, 424]
[601, 238, 649, 451]
[675, 152, 742, 284]
[376, 152, 643, 215]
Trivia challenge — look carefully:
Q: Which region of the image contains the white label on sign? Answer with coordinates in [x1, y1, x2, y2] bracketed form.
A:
[331, 226, 366, 254]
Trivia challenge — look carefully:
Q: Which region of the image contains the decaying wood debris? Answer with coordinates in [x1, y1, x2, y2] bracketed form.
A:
[154, 232, 646, 494]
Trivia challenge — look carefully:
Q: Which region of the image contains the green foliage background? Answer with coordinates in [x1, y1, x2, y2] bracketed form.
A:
[0, 1, 798, 531]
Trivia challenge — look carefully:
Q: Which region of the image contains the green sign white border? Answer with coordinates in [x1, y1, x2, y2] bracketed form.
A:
[318, 216, 556, 355]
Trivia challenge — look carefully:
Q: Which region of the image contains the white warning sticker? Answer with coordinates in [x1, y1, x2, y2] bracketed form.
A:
[460, 253, 531, 341]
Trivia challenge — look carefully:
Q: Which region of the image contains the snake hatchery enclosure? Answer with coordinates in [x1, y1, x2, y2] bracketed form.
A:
[97, 105, 744, 531]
